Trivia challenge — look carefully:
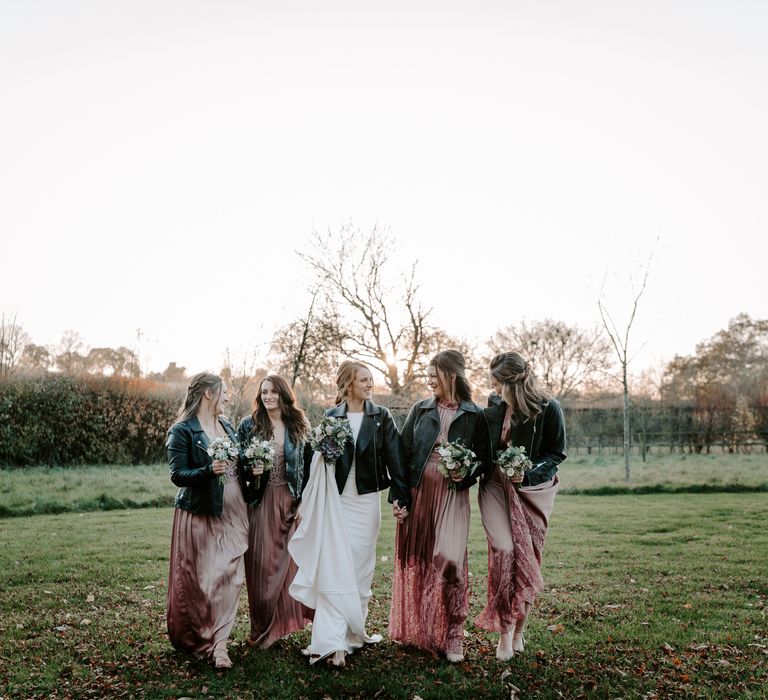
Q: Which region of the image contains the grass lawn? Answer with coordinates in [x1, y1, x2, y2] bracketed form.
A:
[1, 453, 767, 519]
[1, 489, 766, 699]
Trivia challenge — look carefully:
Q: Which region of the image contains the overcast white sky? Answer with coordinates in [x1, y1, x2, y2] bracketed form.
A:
[1, 0, 766, 377]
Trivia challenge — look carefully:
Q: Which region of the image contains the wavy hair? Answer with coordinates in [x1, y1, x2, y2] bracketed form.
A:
[176, 372, 222, 423]
[248, 375, 311, 443]
[430, 349, 472, 403]
[334, 360, 371, 405]
[489, 351, 548, 422]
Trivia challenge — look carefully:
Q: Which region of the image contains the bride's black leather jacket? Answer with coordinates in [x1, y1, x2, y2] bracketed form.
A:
[323, 400, 411, 510]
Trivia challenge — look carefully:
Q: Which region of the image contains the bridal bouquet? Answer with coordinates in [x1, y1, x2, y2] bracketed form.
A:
[495, 445, 532, 481]
[436, 439, 479, 490]
[206, 436, 240, 484]
[309, 416, 353, 461]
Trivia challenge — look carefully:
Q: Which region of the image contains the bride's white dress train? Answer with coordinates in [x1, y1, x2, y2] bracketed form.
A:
[288, 451, 382, 662]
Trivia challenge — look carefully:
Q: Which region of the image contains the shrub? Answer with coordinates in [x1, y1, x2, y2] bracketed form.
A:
[0, 375, 182, 466]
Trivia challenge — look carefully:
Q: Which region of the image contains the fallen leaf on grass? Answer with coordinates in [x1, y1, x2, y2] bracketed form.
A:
[689, 643, 708, 652]
[662, 643, 674, 653]
[86, 594, 95, 603]
[683, 603, 692, 609]
[547, 624, 565, 635]
[80, 619, 91, 626]
[54, 625, 70, 632]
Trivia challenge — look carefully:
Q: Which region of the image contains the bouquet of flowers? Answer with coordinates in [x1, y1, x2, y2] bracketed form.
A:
[436, 439, 479, 490]
[243, 437, 276, 473]
[243, 436, 276, 488]
[206, 436, 240, 484]
[309, 416, 353, 461]
[495, 445, 532, 481]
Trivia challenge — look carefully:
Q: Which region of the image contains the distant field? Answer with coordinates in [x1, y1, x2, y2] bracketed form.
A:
[1, 453, 767, 518]
[559, 452, 768, 493]
[0, 493, 765, 699]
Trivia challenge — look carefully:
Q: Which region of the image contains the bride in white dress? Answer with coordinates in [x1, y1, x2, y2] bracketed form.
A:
[289, 360, 409, 666]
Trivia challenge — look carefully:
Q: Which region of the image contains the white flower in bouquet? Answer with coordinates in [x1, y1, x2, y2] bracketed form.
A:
[436, 439, 479, 490]
[310, 416, 353, 461]
[206, 436, 239, 484]
[243, 437, 276, 472]
[495, 445, 532, 480]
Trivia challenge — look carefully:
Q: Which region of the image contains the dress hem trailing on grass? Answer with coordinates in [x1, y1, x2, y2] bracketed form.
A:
[167, 466, 248, 660]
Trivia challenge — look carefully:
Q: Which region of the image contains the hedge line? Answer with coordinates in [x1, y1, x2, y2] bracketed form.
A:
[0, 375, 181, 466]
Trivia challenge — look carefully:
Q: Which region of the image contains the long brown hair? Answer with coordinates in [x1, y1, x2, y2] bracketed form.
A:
[249, 375, 310, 443]
[334, 360, 370, 405]
[176, 372, 222, 423]
[489, 351, 548, 422]
[430, 350, 472, 403]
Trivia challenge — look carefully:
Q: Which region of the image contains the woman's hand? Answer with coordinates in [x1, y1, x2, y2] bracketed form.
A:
[509, 472, 524, 484]
[211, 459, 228, 476]
[449, 469, 464, 482]
[252, 460, 265, 476]
[392, 500, 409, 522]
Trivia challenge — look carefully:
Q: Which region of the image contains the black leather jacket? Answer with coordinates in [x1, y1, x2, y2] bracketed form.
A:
[166, 416, 249, 516]
[483, 397, 566, 487]
[237, 416, 311, 505]
[400, 397, 491, 491]
[324, 400, 411, 509]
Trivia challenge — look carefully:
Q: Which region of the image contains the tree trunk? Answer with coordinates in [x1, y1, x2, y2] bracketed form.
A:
[623, 362, 631, 482]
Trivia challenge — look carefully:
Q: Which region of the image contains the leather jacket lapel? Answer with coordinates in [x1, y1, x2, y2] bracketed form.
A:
[355, 400, 379, 455]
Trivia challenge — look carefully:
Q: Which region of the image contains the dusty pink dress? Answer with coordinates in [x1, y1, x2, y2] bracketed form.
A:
[389, 404, 470, 656]
[474, 465, 544, 632]
[167, 459, 249, 659]
[244, 436, 308, 647]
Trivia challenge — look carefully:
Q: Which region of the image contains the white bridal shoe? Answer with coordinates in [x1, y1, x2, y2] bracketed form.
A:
[329, 650, 347, 667]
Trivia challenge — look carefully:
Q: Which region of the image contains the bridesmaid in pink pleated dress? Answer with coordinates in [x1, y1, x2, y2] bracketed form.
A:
[389, 350, 490, 663]
[475, 352, 566, 659]
[166, 372, 251, 669]
[237, 375, 312, 648]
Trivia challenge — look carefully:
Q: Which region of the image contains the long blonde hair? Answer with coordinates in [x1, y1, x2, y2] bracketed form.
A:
[489, 352, 547, 422]
[176, 372, 222, 423]
[334, 360, 370, 405]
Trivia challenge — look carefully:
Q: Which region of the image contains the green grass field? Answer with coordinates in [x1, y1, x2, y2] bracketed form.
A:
[1, 453, 766, 519]
[1, 463, 766, 698]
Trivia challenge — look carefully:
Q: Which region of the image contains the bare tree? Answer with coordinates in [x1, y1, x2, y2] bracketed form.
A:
[0, 312, 30, 377]
[270, 289, 344, 398]
[55, 330, 88, 375]
[598, 257, 652, 482]
[299, 224, 443, 396]
[19, 343, 52, 375]
[488, 319, 613, 399]
[221, 348, 263, 425]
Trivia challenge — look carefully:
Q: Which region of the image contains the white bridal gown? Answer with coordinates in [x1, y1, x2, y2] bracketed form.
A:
[288, 412, 382, 662]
